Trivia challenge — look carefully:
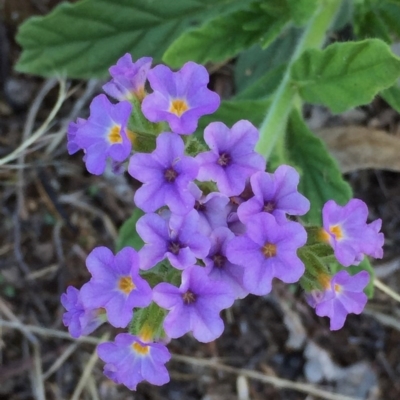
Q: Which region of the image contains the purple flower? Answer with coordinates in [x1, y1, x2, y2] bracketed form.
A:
[196, 121, 265, 196]
[137, 210, 210, 270]
[205, 228, 248, 299]
[97, 333, 171, 390]
[227, 213, 306, 295]
[103, 54, 152, 101]
[74, 94, 132, 175]
[153, 266, 235, 342]
[142, 62, 220, 134]
[61, 286, 105, 338]
[227, 211, 246, 235]
[128, 132, 198, 215]
[80, 247, 152, 328]
[67, 117, 86, 155]
[225, 183, 254, 235]
[307, 270, 369, 330]
[321, 199, 384, 267]
[238, 166, 310, 223]
[189, 183, 230, 235]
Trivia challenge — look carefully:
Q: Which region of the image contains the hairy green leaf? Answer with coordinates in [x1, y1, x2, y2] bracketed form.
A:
[163, 9, 263, 67]
[116, 208, 144, 252]
[354, 4, 391, 43]
[286, 0, 318, 26]
[235, 64, 286, 100]
[235, 27, 300, 93]
[163, 3, 290, 67]
[291, 39, 400, 113]
[381, 83, 400, 113]
[197, 98, 271, 133]
[16, 0, 250, 78]
[354, 0, 400, 42]
[284, 109, 353, 225]
[331, 0, 354, 31]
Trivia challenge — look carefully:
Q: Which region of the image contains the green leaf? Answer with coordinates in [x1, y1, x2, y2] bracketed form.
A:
[283, 109, 352, 225]
[129, 302, 166, 339]
[286, 0, 318, 26]
[290, 39, 400, 113]
[197, 98, 271, 133]
[380, 83, 400, 113]
[234, 26, 301, 94]
[354, 0, 400, 42]
[235, 64, 286, 100]
[298, 246, 330, 281]
[163, 8, 267, 67]
[331, 0, 354, 31]
[354, 2, 391, 43]
[116, 208, 144, 252]
[163, 1, 293, 68]
[16, 0, 251, 78]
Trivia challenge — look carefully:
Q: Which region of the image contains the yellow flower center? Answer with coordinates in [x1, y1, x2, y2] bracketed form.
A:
[108, 125, 122, 143]
[118, 276, 135, 294]
[329, 225, 343, 240]
[169, 99, 189, 116]
[262, 243, 277, 258]
[334, 283, 342, 293]
[132, 342, 150, 355]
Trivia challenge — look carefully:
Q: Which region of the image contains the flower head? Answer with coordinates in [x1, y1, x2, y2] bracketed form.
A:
[238, 166, 310, 223]
[67, 117, 86, 155]
[80, 247, 152, 328]
[227, 213, 306, 295]
[321, 199, 384, 266]
[73, 94, 132, 175]
[189, 183, 230, 236]
[61, 286, 105, 338]
[307, 270, 369, 330]
[153, 266, 235, 342]
[97, 333, 171, 390]
[103, 54, 152, 101]
[142, 62, 220, 134]
[128, 132, 198, 215]
[137, 210, 210, 270]
[196, 120, 265, 196]
[205, 227, 248, 299]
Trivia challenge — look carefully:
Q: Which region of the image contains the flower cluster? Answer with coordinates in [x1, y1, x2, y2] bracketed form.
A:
[321, 199, 384, 267]
[306, 270, 370, 330]
[62, 54, 384, 391]
[304, 199, 384, 330]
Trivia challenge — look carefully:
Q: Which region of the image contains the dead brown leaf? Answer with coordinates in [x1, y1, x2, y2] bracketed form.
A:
[315, 126, 400, 173]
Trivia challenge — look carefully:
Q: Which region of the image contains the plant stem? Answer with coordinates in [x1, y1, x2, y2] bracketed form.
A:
[255, 0, 342, 159]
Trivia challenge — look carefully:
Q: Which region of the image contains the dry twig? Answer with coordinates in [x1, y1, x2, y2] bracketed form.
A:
[0, 78, 67, 166]
[45, 79, 99, 155]
[70, 333, 109, 400]
[43, 342, 80, 380]
[0, 320, 361, 400]
[374, 279, 400, 303]
[0, 300, 45, 400]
